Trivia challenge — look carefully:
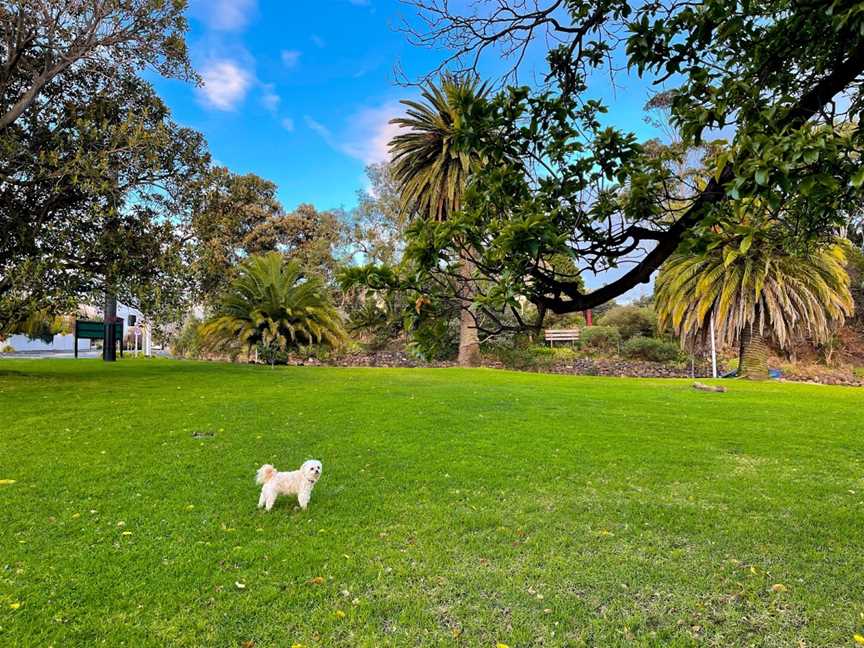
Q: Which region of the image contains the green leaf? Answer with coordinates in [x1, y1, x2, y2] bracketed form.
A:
[714, 152, 729, 182]
[723, 249, 739, 268]
[851, 168, 864, 188]
[739, 235, 753, 255]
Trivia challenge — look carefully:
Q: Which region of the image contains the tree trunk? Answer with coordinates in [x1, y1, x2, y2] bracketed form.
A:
[103, 290, 117, 362]
[457, 247, 481, 367]
[737, 322, 769, 380]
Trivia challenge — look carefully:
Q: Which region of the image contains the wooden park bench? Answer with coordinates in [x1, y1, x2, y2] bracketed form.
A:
[544, 328, 581, 347]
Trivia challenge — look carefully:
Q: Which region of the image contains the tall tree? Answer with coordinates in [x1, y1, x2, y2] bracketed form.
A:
[0, 0, 200, 353]
[184, 168, 284, 302]
[655, 212, 853, 379]
[398, 0, 864, 324]
[0, 0, 194, 132]
[389, 74, 489, 366]
[348, 162, 408, 266]
[183, 169, 346, 304]
[0, 69, 208, 337]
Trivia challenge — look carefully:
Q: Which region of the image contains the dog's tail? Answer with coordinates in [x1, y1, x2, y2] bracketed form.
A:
[256, 464, 276, 485]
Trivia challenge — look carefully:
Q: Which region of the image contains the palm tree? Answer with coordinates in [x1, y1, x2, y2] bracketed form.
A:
[201, 252, 346, 365]
[389, 74, 489, 367]
[655, 220, 853, 379]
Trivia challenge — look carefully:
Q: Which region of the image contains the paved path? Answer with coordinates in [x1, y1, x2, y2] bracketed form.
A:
[1, 350, 170, 360]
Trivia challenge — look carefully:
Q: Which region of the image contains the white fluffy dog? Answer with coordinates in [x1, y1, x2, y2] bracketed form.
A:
[256, 459, 322, 511]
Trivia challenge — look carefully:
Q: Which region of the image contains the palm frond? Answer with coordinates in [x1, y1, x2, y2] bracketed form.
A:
[656, 229, 853, 350]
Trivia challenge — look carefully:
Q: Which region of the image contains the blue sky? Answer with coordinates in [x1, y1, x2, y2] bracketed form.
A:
[153, 0, 664, 217]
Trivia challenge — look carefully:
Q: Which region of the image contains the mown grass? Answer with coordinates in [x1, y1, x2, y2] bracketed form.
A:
[1, 359, 863, 647]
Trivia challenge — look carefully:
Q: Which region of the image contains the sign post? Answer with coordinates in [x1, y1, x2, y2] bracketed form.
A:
[75, 319, 123, 359]
[710, 311, 718, 379]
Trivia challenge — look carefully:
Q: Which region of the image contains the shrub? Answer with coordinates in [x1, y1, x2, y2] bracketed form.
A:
[488, 344, 577, 370]
[406, 318, 458, 361]
[201, 253, 347, 366]
[172, 317, 204, 358]
[580, 326, 621, 354]
[597, 305, 656, 340]
[545, 311, 586, 329]
[622, 336, 681, 363]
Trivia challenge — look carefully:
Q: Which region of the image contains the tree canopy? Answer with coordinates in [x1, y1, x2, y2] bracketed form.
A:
[399, 0, 864, 325]
[0, 68, 208, 333]
[0, 0, 203, 334]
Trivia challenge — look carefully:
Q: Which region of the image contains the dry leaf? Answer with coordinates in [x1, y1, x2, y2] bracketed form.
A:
[241, 641, 255, 648]
[307, 576, 325, 585]
[854, 634, 864, 646]
[0, 479, 17, 485]
[771, 583, 787, 593]
[497, 643, 510, 648]
[9, 602, 21, 610]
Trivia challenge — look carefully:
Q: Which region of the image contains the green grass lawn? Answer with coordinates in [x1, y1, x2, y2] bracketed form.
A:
[1, 360, 863, 647]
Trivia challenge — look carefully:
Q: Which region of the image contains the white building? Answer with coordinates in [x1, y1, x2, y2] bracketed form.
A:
[4, 303, 145, 353]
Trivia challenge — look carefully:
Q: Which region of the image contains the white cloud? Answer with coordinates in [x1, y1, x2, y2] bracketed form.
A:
[260, 84, 280, 112]
[198, 60, 253, 111]
[310, 34, 326, 48]
[190, 0, 257, 31]
[304, 116, 333, 139]
[281, 50, 301, 68]
[305, 102, 404, 164]
[281, 117, 295, 132]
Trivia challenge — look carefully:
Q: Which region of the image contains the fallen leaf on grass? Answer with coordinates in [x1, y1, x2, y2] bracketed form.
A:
[71, 513, 80, 519]
[334, 610, 346, 619]
[121, 531, 132, 536]
[235, 582, 246, 590]
[497, 643, 510, 648]
[854, 634, 864, 646]
[0, 479, 16, 485]
[291, 644, 306, 648]
[186, 505, 195, 510]
[241, 641, 255, 648]
[306, 576, 325, 585]
[9, 602, 21, 610]
[771, 583, 787, 593]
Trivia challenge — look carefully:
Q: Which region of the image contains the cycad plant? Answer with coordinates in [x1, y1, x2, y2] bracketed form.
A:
[389, 74, 489, 366]
[201, 252, 346, 365]
[655, 219, 853, 379]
